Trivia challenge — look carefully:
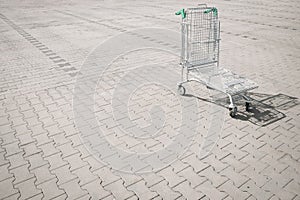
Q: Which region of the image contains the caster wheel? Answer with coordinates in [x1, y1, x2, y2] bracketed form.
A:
[177, 85, 186, 96]
[229, 107, 237, 117]
[245, 102, 251, 112]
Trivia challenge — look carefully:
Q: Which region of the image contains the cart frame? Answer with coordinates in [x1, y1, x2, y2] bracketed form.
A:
[176, 4, 258, 117]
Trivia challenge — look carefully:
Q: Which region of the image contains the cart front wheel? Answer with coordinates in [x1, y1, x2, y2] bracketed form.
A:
[229, 107, 237, 117]
[177, 85, 186, 96]
[245, 102, 251, 112]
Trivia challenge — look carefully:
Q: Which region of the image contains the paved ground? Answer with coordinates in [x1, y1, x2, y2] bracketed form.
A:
[0, 0, 300, 199]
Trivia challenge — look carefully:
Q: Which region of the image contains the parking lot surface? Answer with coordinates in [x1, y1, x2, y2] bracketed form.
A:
[0, 0, 299, 199]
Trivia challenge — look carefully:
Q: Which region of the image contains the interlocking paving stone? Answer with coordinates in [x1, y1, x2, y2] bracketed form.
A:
[6, 152, 28, 170]
[219, 166, 249, 188]
[10, 164, 34, 185]
[218, 180, 250, 200]
[177, 166, 207, 188]
[104, 179, 135, 200]
[263, 179, 296, 200]
[94, 167, 121, 187]
[72, 165, 98, 186]
[173, 180, 205, 200]
[0, 177, 18, 199]
[195, 180, 228, 200]
[127, 180, 159, 199]
[157, 166, 186, 188]
[0, 0, 300, 199]
[64, 153, 88, 171]
[0, 164, 13, 181]
[36, 178, 65, 200]
[44, 152, 68, 171]
[240, 179, 273, 200]
[81, 179, 111, 200]
[31, 164, 56, 185]
[52, 165, 77, 186]
[27, 152, 48, 171]
[283, 180, 300, 196]
[150, 180, 182, 199]
[15, 178, 42, 200]
[59, 179, 88, 199]
[141, 172, 164, 188]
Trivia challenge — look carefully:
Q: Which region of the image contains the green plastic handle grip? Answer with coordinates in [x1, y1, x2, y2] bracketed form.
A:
[204, 7, 218, 16]
[175, 9, 186, 19]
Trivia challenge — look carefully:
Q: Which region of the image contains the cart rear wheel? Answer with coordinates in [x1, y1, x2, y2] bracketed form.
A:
[177, 85, 186, 96]
[229, 107, 237, 117]
[245, 102, 251, 112]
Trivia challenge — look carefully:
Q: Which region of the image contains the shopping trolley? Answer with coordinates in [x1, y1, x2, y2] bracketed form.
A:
[175, 4, 258, 117]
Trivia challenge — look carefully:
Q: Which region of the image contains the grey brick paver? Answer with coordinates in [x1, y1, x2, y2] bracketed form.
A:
[240, 179, 273, 200]
[127, 180, 159, 199]
[27, 152, 48, 170]
[64, 153, 88, 171]
[3, 141, 23, 157]
[151, 180, 182, 199]
[259, 154, 289, 173]
[178, 166, 207, 188]
[52, 165, 75, 186]
[218, 180, 250, 200]
[104, 179, 135, 200]
[115, 172, 143, 187]
[94, 167, 121, 187]
[279, 154, 300, 174]
[263, 179, 296, 200]
[157, 166, 186, 188]
[221, 154, 249, 173]
[201, 154, 228, 172]
[141, 172, 164, 188]
[15, 178, 42, 200]
[261, 166, 292, 187]
[1, 132, 18, 146]
[50, 133, 70, 146]
[219, 166, 249, 188]
[72, 165, 98, 186]
[17, 133, 35, 147]
[195, 180, 228, 200]
[13, 125, 30, 136]
[59, 179, 88, 200]
[240, 166, 271, 188]
[81, 179, 111, 200]
[31, 164, 56, 185]
[173, 180, 205, 200]
[0, 151, 8, 166]
[10, 164, 34, 185]
[82, 156, 104, 172]
[198, 166, 229, 188]
[56, 142, 79, 158]
[101, 194, 115, 200]
[222, 143, 249, 160]
[0, 177, 19, 199]
[37, 178, 65, 200]
[38, 142, 60, 158]
[240, 153, 269, 173]
[0, 164, 13, 181]
[181, 154, 210, 173]
[6, 152, 28, 170]
[44, 152, 68, 171]
[284, 180, 300, 197]
[1, 193, 20, 200]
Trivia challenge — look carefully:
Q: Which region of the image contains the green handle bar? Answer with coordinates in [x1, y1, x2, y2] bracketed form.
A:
[175, 9, 186, 19]
[204, 7, 218, 16]
[176, 7, 218, 19]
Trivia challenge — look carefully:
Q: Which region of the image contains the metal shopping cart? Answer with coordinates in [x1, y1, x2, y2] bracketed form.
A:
[175, 4, 258, 117]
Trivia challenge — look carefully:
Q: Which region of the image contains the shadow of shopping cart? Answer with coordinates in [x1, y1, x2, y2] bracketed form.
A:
[187, 92, 299, 126]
